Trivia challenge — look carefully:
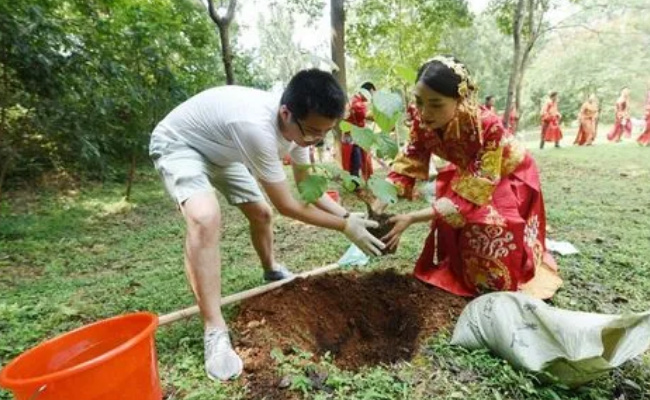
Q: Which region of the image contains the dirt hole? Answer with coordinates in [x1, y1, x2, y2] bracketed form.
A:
[233, 269, 467, 391]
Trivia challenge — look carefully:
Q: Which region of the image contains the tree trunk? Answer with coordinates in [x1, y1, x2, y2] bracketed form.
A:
[0, 154, 11, 204]
[207, 0, 237, 85]
[217, 24, 234, 84]
[331, 0, 346, 166]
[503, 0, 526, 130]
[0, 46, 10, 203]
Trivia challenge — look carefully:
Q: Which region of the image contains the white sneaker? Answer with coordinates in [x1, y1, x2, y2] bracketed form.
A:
[263, 264, 294, 282]
[204, 328, 243, 381]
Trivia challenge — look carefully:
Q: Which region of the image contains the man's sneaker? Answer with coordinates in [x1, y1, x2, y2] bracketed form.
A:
[263, 264, 294, 282]
[204, 328, 243, 381]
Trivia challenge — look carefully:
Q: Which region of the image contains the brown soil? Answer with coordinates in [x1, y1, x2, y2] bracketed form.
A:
[367, 210, 396, 254]
[232, 269, 468, 399]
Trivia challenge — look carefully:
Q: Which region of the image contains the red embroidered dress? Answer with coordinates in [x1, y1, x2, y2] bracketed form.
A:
[388, 106, 562, 299]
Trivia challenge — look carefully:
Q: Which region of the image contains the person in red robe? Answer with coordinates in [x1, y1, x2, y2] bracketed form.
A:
[380, 56, 562, 299]
[636, 89, 650, 146]
[540, 92, 562, 149]
[574, 94, 599, 146]
[607, 87, 632, 142]
[479, 95, 496, 116]
[341, 82, 375, 180]
[503, 104, 519, 136]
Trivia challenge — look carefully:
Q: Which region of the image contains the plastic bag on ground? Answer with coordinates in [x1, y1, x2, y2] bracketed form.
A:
[337, 244, 370, 268]
[451, 292, 650, 388]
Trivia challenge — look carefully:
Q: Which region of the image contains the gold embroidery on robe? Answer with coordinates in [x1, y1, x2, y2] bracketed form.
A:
[501, 138, 526, 176]
[391, 152, 429, 181]
[462, 252, 512, 292]
[452, 173, 495, 206]
[480, 146, 503, 180]
[485, 205, 506, 227]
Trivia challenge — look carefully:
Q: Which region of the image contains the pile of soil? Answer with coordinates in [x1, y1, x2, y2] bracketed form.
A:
[232, 269, 468, 399]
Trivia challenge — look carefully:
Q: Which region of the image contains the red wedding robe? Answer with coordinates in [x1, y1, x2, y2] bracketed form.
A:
[574, 101, 599, 146]
[341, 93, 373, 180]
[607, 98, 632, 142]
[636, 92, 650, 146]
[541, 100, 563, 142]
[388, 107, 562, 299]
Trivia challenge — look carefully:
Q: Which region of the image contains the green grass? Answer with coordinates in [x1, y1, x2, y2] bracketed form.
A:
[1, 140, 650, 399]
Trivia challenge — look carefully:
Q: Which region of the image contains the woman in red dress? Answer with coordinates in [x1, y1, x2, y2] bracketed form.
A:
[505, 104, 519, 136]
[341, 82, 375, 180]
[636, 90, 650, 146]
[574, 94, 599, 146]
[607, 87, 632, 142]
[540, 92, 563, 149]
[381, 56, 562, 299]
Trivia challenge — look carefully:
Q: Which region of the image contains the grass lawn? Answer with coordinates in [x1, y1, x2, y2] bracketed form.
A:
[1, 136, 649, 399]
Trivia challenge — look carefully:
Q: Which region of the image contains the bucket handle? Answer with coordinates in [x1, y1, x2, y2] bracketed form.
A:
[29, 385, 47, 400]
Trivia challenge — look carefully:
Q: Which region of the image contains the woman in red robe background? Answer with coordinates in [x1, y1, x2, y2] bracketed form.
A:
[574, 94, 599, 146]
[381, 56, 562, 299]
[636, 89, 650, 146]
[505, 104, 519, 136]
[341, 82, 375, 180]
[540, 92, 562, 149]
[607, 87, 632, 142]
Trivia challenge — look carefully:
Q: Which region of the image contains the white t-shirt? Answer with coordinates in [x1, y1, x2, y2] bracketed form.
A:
[153, 86, 309, 183]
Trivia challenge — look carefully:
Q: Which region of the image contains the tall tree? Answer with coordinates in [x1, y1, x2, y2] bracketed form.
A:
[331, 0, 347, 91]
[207, 0, 237, 84]
[495, 0, 579, 129]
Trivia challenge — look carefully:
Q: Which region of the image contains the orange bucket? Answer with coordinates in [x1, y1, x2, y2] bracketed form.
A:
[0, 312, 161, 400]
[326, 190, 340, 203]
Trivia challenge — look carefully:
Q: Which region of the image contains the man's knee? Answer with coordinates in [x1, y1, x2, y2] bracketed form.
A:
[184, 206, 221, 240]
[244, 202, 273, 226]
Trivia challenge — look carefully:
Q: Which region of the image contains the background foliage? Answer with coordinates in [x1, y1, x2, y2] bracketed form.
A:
[0, 0, 267, 188]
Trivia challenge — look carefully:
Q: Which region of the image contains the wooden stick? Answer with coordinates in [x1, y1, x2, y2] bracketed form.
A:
[158, 263, 340, 326]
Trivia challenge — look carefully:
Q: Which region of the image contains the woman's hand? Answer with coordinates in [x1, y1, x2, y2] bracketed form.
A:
[381, 214, 413, 253]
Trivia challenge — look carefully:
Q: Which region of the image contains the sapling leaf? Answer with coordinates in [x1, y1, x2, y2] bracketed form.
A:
[298, 174, 328, 203]
[350, 126, 376, 151]
[367, 176, 398, 205]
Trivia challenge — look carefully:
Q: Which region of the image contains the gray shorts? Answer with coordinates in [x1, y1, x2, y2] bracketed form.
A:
[150, 134, 264, 206]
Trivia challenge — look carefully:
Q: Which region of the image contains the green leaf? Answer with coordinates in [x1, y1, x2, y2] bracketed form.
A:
[372, 91, 403, 133]
[375, 133, 398, 159]
[367, 176, 398, 205]
[298, 174, 328, 203]
[339, 120, 353, 132]
[315, 163, 343, 178]
[340, 170, 362, 192]
[350, 126, 376, 151]
[395, 64, 417, 83]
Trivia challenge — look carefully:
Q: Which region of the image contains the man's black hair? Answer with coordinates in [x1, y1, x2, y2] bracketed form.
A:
[360, 82, 376, 92]
[281, 69, 346, 120]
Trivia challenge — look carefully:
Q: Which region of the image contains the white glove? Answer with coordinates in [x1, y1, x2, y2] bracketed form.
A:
[343, 213, 386, 256]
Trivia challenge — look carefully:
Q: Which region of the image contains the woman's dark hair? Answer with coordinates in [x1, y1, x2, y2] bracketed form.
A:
[281, 69, 346, 120]
[416, 56, 472, 99]
[549, 91, 558, 98]
[485, 95, 494, 103]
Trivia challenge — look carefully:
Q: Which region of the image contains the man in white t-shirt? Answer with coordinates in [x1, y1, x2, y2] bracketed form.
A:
[149, 69, 384, 381]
